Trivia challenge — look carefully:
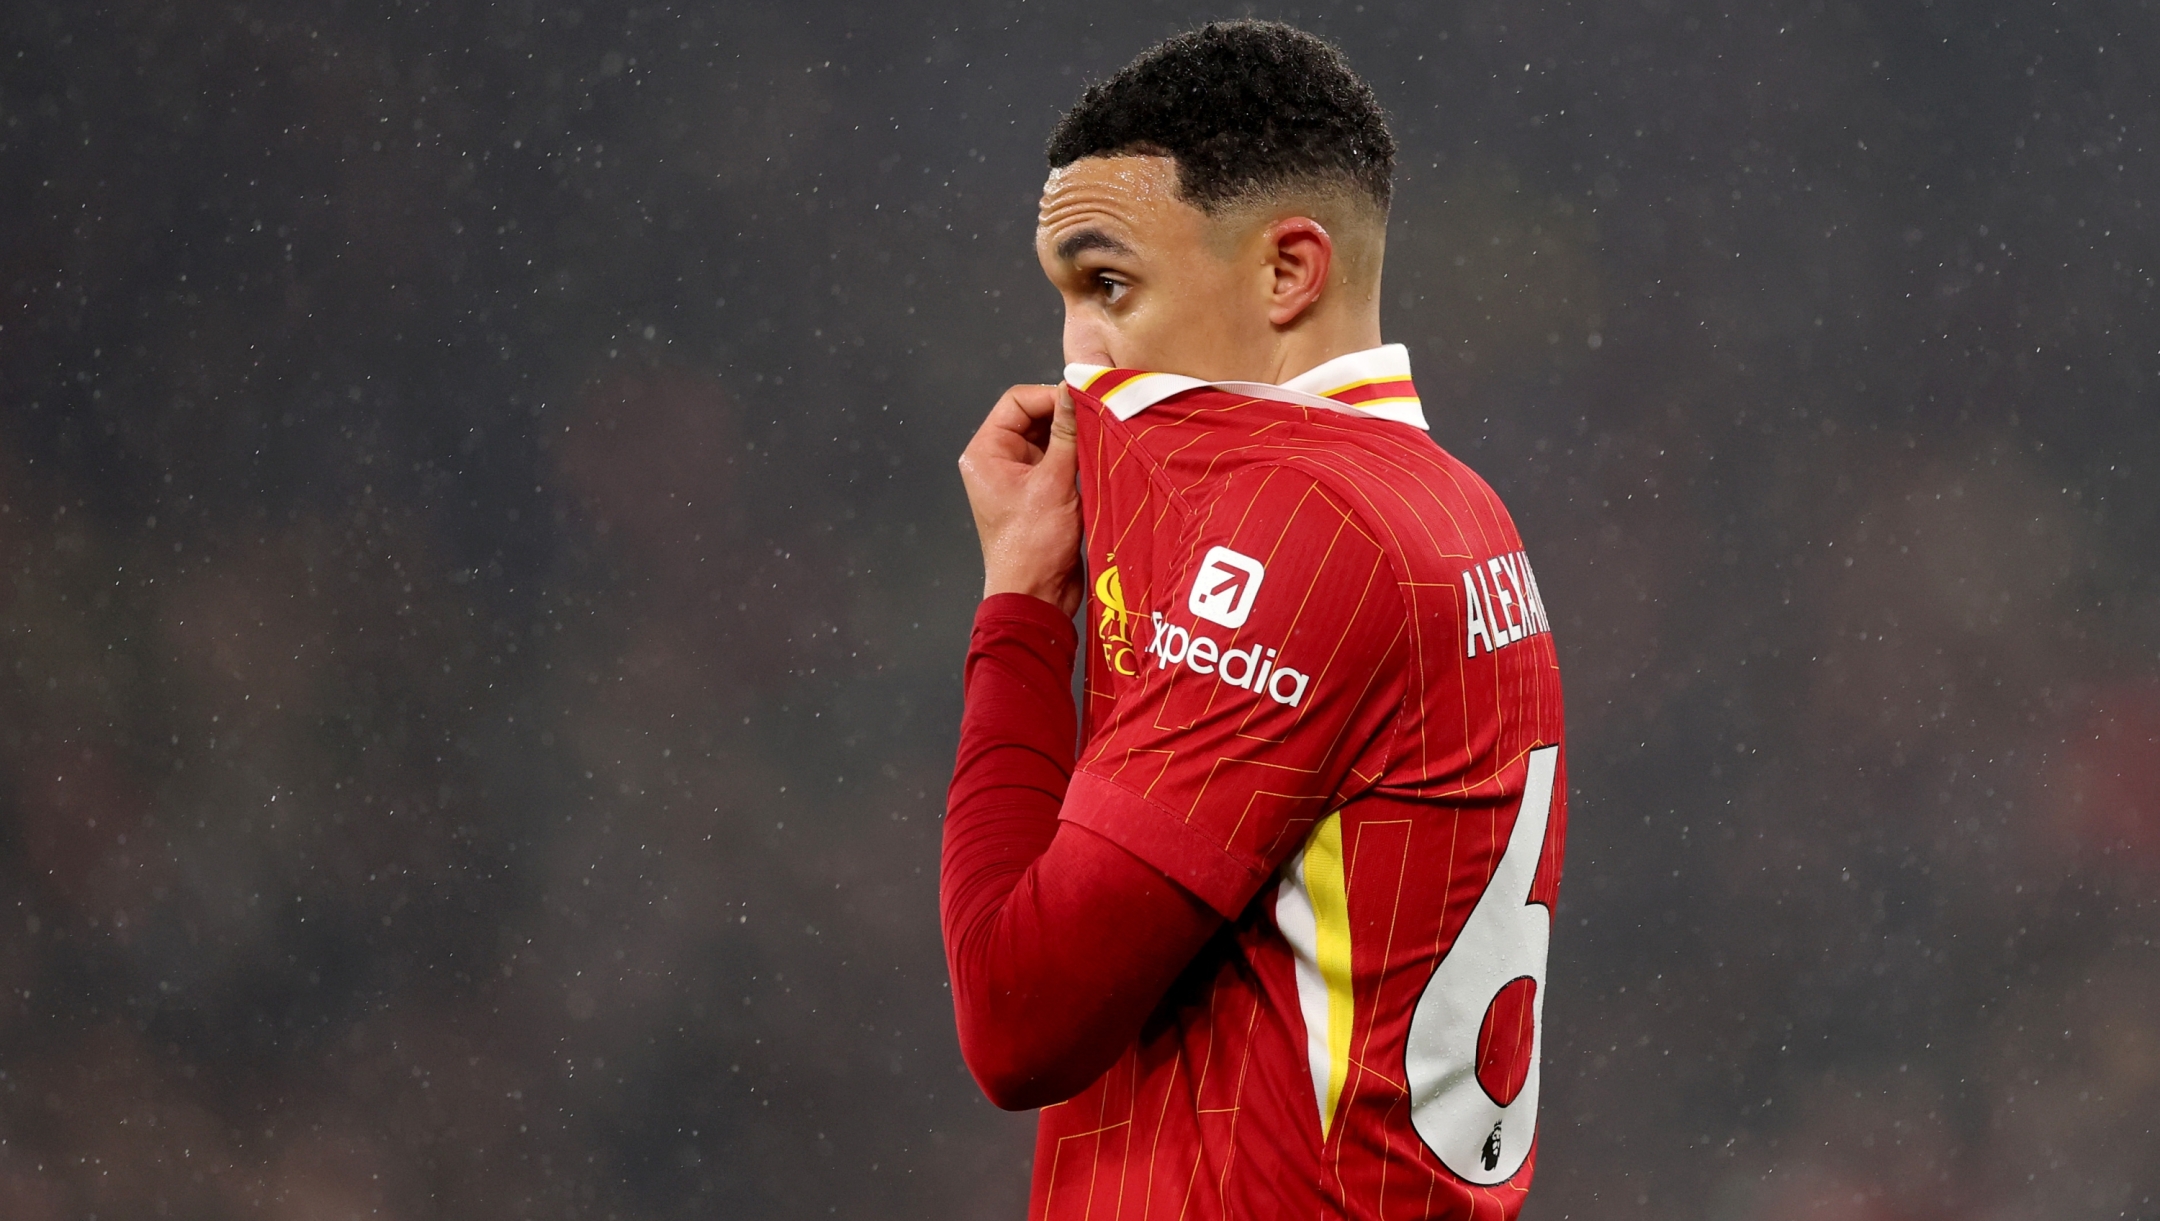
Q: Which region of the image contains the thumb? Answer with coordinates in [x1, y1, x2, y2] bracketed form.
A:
[1037, 383, 1080, 485]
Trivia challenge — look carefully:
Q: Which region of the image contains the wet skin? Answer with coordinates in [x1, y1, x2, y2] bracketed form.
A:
[960, 154, 1384, 608]
[1033, 154, 1364, 381]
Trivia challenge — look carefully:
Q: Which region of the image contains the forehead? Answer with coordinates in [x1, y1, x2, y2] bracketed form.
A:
[1036, 155, 1192, 251]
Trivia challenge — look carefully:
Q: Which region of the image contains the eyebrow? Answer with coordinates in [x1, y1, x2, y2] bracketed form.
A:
[1054, 228, 1134, 262]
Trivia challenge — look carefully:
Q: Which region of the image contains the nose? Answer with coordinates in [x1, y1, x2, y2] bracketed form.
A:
[1062, 309, 1113, 368]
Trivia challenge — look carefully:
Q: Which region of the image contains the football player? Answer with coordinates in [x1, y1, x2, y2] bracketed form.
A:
[947, 21, 1569, 1218]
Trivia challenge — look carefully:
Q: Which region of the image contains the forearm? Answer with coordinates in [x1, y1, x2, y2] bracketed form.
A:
[965, 818, 1226, 1108]
[942, 595, 1078, 939]
[942, 595, 1219, 1109]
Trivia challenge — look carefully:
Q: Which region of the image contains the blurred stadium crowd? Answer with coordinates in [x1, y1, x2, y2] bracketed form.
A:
[0, 1, 2154, 1217]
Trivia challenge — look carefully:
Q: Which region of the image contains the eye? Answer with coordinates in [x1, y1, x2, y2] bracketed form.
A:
[1096, 274, 1130, 305]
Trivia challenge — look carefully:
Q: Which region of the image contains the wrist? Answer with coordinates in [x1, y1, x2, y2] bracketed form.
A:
[982, 576, 1071, 606]
[977, 589, 1075, 620]
[982, 558, 1079, 610]
[973, 591, 1080, 655]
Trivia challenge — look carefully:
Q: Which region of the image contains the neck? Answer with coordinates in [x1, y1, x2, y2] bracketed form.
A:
[1256, 298, 1384, 385]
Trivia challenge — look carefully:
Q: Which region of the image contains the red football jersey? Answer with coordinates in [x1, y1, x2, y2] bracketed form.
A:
[1042, 345, 1568, 1219]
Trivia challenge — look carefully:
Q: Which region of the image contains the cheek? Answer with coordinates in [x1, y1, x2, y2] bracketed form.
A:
[1096, 299, 1180, 371]
[1130, 273, 1230, 351]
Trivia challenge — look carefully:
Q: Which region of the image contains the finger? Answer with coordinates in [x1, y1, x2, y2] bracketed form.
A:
[964, 404, 1047, 472]
[959, 424, 1042, 469]
[1034, 384, 1080, 489]
[1008, 383, 1060, 423]
[1049, 383, 1078, 446]
[978, 384, 1059, 439]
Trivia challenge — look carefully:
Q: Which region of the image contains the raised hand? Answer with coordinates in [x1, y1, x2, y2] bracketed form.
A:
[956, 383, 1084, 616]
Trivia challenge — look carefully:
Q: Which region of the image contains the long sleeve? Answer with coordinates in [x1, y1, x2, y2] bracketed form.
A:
[941, 594, 1222, 1111]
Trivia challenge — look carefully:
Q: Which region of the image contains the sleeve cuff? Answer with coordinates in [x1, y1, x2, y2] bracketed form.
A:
[1060, 771, 1266, 919]
[974, 592, 1079, 648]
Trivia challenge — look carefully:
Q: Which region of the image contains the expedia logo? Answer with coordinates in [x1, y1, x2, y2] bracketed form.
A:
[1145, 610, 1310, 708]
[1189, 546, 1265, 629]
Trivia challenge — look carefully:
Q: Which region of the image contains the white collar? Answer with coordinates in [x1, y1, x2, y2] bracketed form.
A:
[1063, 343, 1427, 431]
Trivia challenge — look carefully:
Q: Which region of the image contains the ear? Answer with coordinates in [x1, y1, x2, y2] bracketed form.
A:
[1263, 217, 1334, 327]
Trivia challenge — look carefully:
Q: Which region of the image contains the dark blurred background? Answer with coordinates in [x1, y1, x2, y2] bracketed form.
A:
[1, 1, 2154, 1217]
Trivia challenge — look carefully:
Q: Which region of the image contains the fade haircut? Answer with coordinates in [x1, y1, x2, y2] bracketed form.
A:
[1045, 21, 1395, 216]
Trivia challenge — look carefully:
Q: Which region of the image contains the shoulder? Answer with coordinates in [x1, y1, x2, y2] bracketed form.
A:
[1170, 461, 1409, 650]
[1184, 460, 1393, 558]
[1252, 428, 1525, 584]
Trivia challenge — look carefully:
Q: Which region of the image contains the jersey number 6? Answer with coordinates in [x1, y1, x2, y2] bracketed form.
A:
[1404, 744, 1558, 1185]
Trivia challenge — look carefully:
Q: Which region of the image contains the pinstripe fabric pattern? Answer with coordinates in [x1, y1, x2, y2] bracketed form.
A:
[1033, 359, 1567, 1221]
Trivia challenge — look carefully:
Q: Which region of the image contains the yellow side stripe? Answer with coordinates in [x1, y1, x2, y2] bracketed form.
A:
[1306, 812, 1355, 1136]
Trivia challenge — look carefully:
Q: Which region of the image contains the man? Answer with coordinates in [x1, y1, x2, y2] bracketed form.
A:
[945, 21, 1567, 1219]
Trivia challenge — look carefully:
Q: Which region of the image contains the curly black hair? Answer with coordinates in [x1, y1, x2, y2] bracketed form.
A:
[1046, 21, 1395, 214]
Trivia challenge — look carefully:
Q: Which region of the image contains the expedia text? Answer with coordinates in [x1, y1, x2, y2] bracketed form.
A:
[1145, 611, 1310, 708]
